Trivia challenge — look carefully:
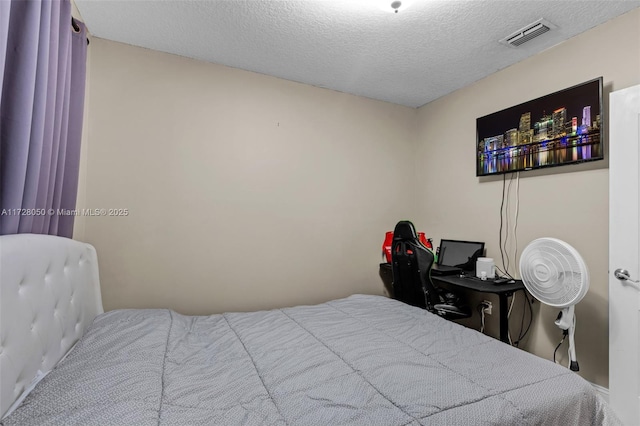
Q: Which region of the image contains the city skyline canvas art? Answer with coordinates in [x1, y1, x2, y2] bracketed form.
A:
[476, 77, 603, 176]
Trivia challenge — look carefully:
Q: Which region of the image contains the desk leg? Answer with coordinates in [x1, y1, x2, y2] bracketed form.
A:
[499, 293, 510, 343]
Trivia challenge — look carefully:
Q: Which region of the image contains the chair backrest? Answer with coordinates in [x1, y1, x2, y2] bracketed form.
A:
[390, 221, 437, 309]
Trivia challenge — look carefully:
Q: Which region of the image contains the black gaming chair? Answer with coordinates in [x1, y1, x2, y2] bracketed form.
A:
[390, 221, 471, 319]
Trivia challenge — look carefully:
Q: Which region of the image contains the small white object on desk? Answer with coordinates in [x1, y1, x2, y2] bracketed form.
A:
[476, 257, 496, 279]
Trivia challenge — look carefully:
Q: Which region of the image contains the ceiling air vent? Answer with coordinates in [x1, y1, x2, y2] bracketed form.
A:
[500, 18, 557, 48]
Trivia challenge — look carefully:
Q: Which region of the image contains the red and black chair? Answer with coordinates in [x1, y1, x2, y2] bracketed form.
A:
[391, 221, 471, 319]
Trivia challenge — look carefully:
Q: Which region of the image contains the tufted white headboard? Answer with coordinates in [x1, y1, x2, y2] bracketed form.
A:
[0, 234, 103, 418]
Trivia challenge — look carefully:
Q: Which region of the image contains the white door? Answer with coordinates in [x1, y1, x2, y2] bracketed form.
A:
[609, 84, 640, 425]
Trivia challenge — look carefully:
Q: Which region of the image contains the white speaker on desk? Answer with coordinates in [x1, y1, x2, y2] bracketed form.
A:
[476, 257, 496, 280]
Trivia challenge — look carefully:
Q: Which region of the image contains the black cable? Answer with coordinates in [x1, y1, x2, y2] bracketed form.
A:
[515, 290, 533, 346]
[518, 291, 533, 343]
[494, 259, 510, 278]
[514, 172, 520, 270]
[499, 174, 507, 276]
[504, 174, 513, 275]
[514, 289, 533, 346]
[553, 331, 568, 363]
[517, 290, 528, 344]
[506, 174, 517, 276]
[498, 174, 516, 280]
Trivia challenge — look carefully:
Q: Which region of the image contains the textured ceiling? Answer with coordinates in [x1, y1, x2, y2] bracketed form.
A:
[75, 0, 640, 108]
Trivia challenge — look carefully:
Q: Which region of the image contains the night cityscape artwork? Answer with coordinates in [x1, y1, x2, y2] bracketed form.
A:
[476, 78, 603, 176]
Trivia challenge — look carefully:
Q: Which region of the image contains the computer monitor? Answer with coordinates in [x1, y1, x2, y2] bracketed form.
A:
[438, 239, 485, 271]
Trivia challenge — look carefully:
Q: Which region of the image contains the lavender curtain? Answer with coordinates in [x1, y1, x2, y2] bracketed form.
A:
[0, 0, 87, 238]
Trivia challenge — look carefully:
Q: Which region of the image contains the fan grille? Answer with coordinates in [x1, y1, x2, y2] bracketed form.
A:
[519, 238, 589, 307]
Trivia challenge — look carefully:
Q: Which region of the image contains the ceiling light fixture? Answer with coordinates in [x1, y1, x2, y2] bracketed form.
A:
[378, 0, 413, 13]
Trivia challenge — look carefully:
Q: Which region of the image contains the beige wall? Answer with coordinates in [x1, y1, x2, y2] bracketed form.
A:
[78, 38, 418, 315]
[414, 9, 640, 387]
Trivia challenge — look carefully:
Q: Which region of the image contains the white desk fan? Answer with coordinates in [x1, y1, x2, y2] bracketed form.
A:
[519, 238, 589, 371]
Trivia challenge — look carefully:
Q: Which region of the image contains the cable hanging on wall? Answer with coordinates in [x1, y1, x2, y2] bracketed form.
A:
[497, 171, 521, 280]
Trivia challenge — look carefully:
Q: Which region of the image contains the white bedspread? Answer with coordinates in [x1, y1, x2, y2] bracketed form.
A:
[2, 295, 620, 425]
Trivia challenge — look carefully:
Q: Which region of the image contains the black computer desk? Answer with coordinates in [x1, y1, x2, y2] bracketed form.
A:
[431, 274, 525, 343]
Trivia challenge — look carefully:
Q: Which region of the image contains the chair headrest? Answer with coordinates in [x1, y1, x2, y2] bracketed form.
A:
[393, 221, 418, 241]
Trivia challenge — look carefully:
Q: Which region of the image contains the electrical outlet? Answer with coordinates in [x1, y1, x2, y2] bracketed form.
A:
[481, 300, 492, 315]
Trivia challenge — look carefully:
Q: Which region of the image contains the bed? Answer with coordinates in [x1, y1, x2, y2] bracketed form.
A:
[0, 234, 621, 425]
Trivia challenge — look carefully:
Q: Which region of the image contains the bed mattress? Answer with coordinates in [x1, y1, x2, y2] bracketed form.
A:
[2, 295, 616, 425]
